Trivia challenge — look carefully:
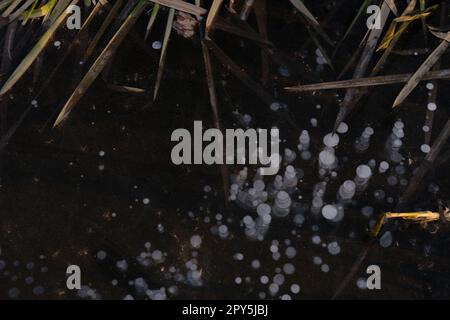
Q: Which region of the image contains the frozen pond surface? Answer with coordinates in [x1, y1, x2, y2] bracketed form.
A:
[0, 0, 450, 300]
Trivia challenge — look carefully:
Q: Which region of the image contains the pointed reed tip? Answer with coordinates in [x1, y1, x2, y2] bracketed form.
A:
[0, 88, 7, 97]
[392, 100, 400, 109]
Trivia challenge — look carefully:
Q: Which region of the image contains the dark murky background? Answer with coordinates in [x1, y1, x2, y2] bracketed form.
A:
[1, 0, 450, 299]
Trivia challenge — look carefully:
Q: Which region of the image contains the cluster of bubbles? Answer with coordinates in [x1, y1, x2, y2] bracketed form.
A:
[220, 107, 431, 297]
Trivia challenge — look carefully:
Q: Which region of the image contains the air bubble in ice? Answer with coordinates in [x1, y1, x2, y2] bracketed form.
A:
[190, 235, 202, 249]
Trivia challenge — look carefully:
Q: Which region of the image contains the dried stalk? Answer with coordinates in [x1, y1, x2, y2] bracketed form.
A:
[285, 69, 450, 92]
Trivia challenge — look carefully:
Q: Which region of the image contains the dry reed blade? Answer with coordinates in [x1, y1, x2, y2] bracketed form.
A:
[334, 1, 390, 130]
[332, 0, 371, 58]
[206, 39, 274, 106]
[253, 0, 269, 84]
[1, 0, 22, 17]
[419, 0, 428, 42]
[424, 3, 447, 145]
[152, 7, 175, 101]
[385, 0, 399, 16]
[373, 0, 418, 74]
[300, 13, 335, 72]
[289, 0, 333, 46]
[0, 106, 31, 151]
[399, 118, 450, 205]
[201, 35, 229, 199]
[53, 0, 148, 127]
[337, 29, 369, 79]
[284, 69, 450, 91]
[150, 0, 206, 16]
[6, 0, 34, 21]
[239, 0, 254, 21]
[205, 0, 223, 38]
[392, 32, 450, 108]
[144, 3, 160, 40]
[0, 0, 79, 96]
[83, 0, 124, 62]
[48, 0, 72, 24]
[213, 15, 272, 46]
[34, 0, 107, 99]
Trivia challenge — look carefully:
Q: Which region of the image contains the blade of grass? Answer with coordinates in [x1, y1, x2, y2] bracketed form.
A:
[378, 11, 433, 52]
[48, 0, 72, 24]
[371, 0, 418, 74]
[300, 13, 334, 72]
[337, 29, 369, 79]
[0, 0, 79, 96]
[152, 7, 175, 101]
[21, 0, 56, 21]
[1, 0, 22, 17]
[419, 0, 428, 42]
[424, 3, 447, 145]
[392, 31, 450, 108]
[0, 1, 15, 12]
[253, 0, 269, 84]
[213, 15, 272, 46]
[53, 0, 148, 127]
[21, 0, 38, 24]
[239, 0, 254, 21]
[0, 19, 17, 75]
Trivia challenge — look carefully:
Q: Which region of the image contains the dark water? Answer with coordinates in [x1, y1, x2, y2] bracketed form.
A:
[0, 0, 450, 299]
